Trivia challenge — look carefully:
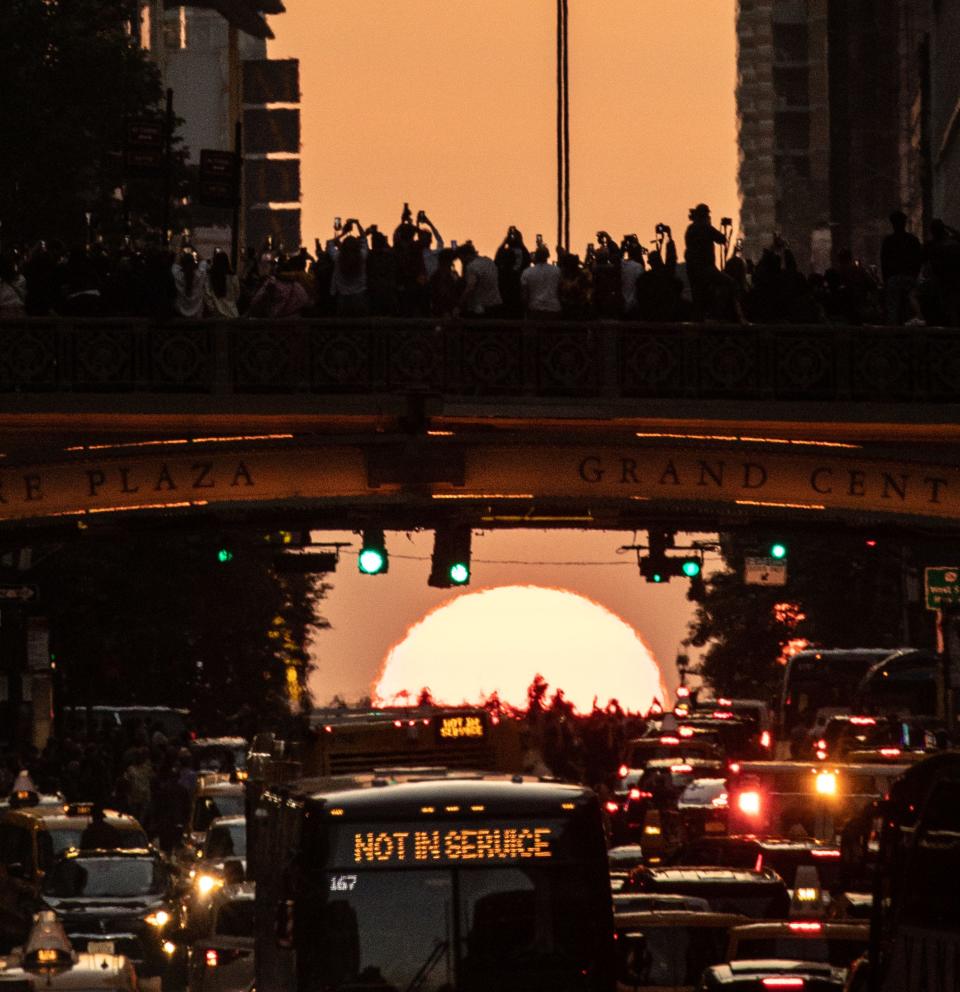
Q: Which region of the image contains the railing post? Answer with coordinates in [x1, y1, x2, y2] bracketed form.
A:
[213, 321, 232, 395]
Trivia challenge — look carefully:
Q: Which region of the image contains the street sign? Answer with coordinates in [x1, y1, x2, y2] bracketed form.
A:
[744, 556, 787, 586]
[198, 149, 240, 208]
[0, 585, 37, 602]
[925, 566, 960, 610]
[124, 119, 164, 175]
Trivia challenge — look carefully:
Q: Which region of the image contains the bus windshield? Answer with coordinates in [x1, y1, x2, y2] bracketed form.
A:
[781, 651, 888, 736]
[299, 817, 611, 992]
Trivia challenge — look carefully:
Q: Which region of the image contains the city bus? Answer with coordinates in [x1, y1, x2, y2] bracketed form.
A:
[252, 771, 615, 992]
[778, 649, 897, 741]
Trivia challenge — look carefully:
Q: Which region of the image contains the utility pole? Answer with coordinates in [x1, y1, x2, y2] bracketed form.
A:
[556, 0, 570, 253]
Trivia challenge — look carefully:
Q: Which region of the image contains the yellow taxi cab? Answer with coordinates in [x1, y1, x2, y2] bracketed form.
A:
[0, 803, 147, 891]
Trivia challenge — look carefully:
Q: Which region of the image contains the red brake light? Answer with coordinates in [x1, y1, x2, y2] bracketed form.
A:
[849, 716, 876, 726]
[737, 790, 762, 817]
[677, 686, 690, 698]
[659, 736, 680, 745]
[880, 747, 901, 757]
[629, 789, 652, 801]
[762, 980, 804, 989]
[679, 726, 695, 738]
[760, 730, 772, 749]
[712, 710, 734, 719]
[205, 949, 218, 968]
[323, 724, 334, 734]
[618, 764, 629, 778]
[729, 762, 741, 774]
[754, 853, 763, 871]
[789, 921, 822, 932]
[393, 720, 402, 727]
[816, 739, 827, 750]
[718, 698, 732, 706]
[672, 764, 694, 773]
[605, 801, 619, 814]
[810, 848, 841, 858]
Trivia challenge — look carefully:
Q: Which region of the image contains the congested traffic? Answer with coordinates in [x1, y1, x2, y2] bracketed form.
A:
[0, 657, 957, 992]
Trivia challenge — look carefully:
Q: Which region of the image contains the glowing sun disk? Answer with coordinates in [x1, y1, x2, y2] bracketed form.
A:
[373, 585, 666, 713]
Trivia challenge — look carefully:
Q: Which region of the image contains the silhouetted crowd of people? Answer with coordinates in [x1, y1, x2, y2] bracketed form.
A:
[1, 718, 203, 853]
[2, 204, 958, 326]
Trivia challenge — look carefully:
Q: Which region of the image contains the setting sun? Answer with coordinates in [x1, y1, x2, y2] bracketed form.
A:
[373, 585, 667, 712]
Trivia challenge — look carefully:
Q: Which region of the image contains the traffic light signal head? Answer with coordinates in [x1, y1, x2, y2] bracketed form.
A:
[217, 547, 234, 564]
[358, 529, 388, 575]
[429, 526, 472, 588]
[640, 554, 703, 584]
[770, 542, 788, 560]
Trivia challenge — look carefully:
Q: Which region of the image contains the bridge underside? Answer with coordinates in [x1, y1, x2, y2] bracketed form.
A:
[3, 318, 960, 532]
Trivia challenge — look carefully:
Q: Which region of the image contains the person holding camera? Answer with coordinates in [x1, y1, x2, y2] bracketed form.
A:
[520, 242, 561, 319]
[495, 226, 531, 318]
[684, 203, 728, 320]
[619, 234, 646, 319]
[457, 241, 502, 317]
[416, 210, 445, 280]
[326, 217, 370, 317]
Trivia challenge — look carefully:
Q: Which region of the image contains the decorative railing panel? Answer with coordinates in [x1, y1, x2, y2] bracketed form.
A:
[0, 318, 957, 405]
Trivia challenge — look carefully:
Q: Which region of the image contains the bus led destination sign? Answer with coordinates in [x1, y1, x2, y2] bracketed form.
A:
[352, 826, 553, 865]
[438, 714, 485, 740]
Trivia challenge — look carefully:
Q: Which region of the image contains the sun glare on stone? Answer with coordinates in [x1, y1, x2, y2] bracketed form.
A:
[373, 585, 666, 712]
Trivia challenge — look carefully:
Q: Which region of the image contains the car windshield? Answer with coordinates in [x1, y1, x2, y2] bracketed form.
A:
[193, 746, 246, 772]
[216, 899, 254, 938]
[637, 879, 789, 919]
[206, 823, 246, 859]
[679, 779, 728, 808]
[734, 936, 867, 968]
[49, 825, 148, 855]
[44, 857, 162, 897]
[193, 794, 245, 832]
[618, 926, 730, 986]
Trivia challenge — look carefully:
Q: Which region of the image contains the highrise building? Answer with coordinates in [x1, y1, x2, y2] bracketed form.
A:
[737, 0, 958, 270]
[143, 1, 301, 251]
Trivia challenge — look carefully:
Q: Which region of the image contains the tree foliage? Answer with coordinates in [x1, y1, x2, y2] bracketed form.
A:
[35, 526, 328, 736]
[0, 0, 166, 244]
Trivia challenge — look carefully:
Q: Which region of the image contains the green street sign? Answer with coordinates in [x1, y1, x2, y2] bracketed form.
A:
[925, 566, 960, 610]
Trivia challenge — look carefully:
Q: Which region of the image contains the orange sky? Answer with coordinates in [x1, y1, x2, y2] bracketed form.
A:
[270, 0, 739, 255]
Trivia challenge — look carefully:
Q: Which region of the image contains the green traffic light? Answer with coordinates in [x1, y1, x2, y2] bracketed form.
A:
[770, 542, 787, 560]
[358, 548, 387, 575]
[652, 572, 663, 583]
[217, 548, 234, 563]
[682, 559, 702, 578]
[449, 562, 470, 585]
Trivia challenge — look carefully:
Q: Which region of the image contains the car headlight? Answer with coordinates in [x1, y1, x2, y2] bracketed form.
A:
[145, 910, 171, 928]
[195, 874, 223, 897]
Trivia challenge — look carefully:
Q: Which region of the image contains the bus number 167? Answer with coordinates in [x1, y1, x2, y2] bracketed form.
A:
[329, 874, 358, 892]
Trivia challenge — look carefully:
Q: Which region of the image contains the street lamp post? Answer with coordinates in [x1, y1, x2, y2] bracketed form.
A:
[556, 0, 570, 254]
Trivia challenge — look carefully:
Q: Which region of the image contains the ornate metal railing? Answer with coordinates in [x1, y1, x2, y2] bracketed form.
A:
[0, 318, 959, 402]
